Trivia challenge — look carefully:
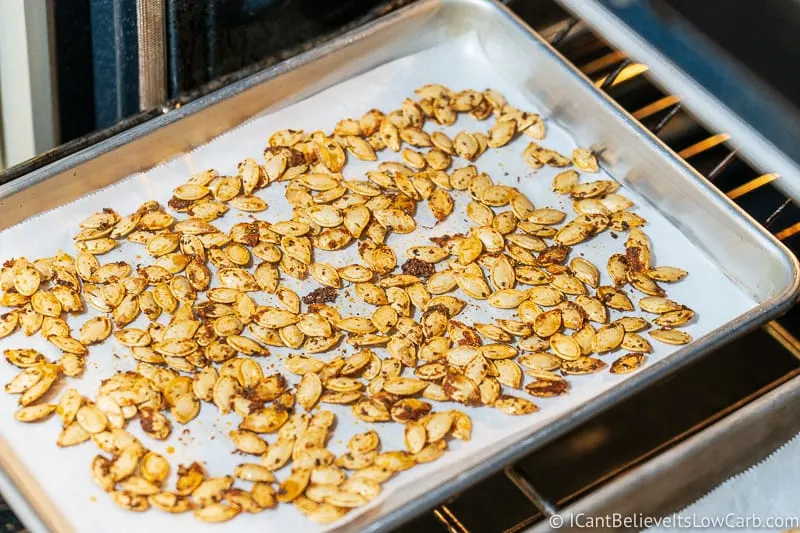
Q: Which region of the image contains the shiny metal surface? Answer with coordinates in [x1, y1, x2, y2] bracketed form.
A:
[0, 1, 797, 532]
[526, 372, 800, 533]
[136, 0, 167, 110]
[555, 0, 800, 205]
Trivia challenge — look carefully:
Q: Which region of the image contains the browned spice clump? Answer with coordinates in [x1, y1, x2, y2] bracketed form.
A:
[401, 258, 435, 279]
[625, 246, 645, 272]
[449, 320, 482, 346]
[168, 196, 192, 212]
[525, 379, 570, 398]
[538, 245, 570, 265]
[302, 286, 337, 305]
[236, 223, 261, 247]
[264, 146, 307, 167]
[139, 407, 157, 433]
[390, 400, 431, 422]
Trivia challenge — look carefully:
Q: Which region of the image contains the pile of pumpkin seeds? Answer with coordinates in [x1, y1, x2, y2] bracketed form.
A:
[0, 83, 694, 524]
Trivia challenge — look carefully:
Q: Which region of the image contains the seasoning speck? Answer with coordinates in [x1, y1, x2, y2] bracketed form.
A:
[401, 258, 435, 279]
[302, 286, 338, 305]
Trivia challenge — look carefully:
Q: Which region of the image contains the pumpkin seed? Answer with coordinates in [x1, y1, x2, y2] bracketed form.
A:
[495, 395, 538, 415]
[15, 403, 57, 422]
[572, 148, 599, 172]
[525, 378, 570, 398]
[194, 503, 239, 523]
[488, 289, 527, 309]
[533, 309, 562, 338]
[593, 323, 625, 353]
[561, 356, 607, 374]
[628, 270, 665, 296]
[649, 328, 692, 345]
[550, 333, 582, 360]
[528, 286, 564, 307]
[611, 353, 646, 374]
[551, 170, 578, 194]
[639, 296, 682, 314]
[647, 266, 688, 283]
[297, 373, 322, 412]
[654, 307, 695, 327]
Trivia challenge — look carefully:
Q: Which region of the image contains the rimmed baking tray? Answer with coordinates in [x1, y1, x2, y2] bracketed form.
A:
[526, 368, 800, 533]
[0, 1, 797, 532]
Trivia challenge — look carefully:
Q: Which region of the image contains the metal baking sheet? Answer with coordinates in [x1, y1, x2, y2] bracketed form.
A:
[526, 369, 800, 533]
[0, 1, 796, 533]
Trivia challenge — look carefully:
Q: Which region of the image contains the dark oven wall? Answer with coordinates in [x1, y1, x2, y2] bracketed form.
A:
[53, 0, 405, 144]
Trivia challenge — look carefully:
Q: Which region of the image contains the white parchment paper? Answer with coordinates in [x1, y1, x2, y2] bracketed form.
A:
[646, 432, 800, 533]
[0, 34, 756, 533]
